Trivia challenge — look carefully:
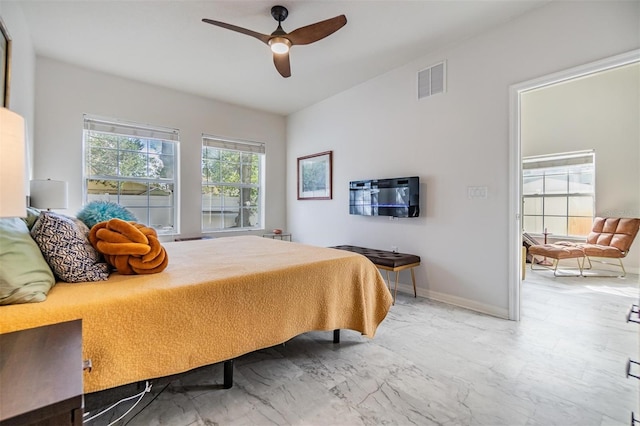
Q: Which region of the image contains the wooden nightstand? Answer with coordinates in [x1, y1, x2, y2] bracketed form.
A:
[0, 320, 84, 425]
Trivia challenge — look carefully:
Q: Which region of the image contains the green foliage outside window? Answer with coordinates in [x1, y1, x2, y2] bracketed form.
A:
[87, 133, 174, 185]
[202, 144, 262, 231]
[84, 127, 178, 234]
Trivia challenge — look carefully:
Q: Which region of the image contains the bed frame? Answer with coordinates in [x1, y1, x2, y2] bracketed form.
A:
[220, 328, 340, 389]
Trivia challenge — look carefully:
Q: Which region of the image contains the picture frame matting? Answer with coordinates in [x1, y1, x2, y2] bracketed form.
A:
[297, 151, 333, 200]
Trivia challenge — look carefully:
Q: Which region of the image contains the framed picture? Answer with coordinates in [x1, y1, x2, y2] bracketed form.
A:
[297, 150, 332, 200]
[0, 18, 11, 108]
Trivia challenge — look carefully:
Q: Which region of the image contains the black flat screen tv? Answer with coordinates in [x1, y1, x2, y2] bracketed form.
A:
[349, 176, 420, 218]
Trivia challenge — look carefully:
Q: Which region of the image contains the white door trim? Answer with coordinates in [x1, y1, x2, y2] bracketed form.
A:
[507, 49, 640, 321]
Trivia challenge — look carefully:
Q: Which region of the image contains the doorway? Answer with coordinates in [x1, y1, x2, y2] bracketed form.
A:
[508, 49, 640, 321]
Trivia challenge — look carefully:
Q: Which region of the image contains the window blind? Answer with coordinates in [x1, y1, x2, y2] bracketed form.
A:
[84, 115, 179, 142]
[203, 135, 265, 154]
[523, 150, 594, 170]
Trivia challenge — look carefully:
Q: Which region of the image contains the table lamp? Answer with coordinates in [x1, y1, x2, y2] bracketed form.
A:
[30, 179, 69, 211]
[0, 107, 27, 218]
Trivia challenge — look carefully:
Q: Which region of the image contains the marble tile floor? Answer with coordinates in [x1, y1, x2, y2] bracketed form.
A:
[85, 271, 639, 426]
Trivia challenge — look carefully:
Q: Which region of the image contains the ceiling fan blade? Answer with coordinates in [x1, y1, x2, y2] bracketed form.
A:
[286, 15, 347, 46]
[202, 18, 271, 44]
[273, 52, 291, 78]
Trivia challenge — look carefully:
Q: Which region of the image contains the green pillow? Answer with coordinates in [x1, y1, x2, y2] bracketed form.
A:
[22, 207, 42, 230]
[0, 218, 55, 305]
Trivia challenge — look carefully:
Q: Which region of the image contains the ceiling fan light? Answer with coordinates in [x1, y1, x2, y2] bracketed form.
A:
[269, 37, 291, 54]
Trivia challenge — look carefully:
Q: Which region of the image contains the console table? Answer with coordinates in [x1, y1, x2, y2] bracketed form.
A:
[0, 320, 84, 425]
[331, 245, 420, 304]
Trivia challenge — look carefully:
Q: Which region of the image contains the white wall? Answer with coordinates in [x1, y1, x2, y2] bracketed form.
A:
[0, 1, 36, 188]
[522, 63, 640, 273]
[286, 1, 640, 317]
[34, 57, 286, 238]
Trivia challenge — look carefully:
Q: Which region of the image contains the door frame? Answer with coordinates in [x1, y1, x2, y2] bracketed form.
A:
[507, 49, 640, 321]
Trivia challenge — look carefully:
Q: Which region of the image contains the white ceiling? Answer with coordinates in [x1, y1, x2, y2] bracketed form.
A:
[17, 0, 548, 115]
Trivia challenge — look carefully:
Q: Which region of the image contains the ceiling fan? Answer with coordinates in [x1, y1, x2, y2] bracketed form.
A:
[203, 5, 347, 78]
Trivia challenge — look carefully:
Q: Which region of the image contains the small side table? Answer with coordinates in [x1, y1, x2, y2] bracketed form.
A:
[262, 232, 292, 241]
[0, 320, 84, 425]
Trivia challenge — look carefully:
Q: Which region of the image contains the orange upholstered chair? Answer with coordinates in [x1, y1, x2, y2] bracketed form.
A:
[578, 217, 640, 277]
[528, 217, 640, 277]
[528, 242, 585, 277]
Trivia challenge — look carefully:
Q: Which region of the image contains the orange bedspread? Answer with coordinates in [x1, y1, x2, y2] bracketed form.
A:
[0, 236, 392, 393]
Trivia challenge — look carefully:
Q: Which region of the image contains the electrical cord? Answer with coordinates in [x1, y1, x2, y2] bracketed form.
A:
[123, 382, 171, 426]
[83, 381, 152, 425]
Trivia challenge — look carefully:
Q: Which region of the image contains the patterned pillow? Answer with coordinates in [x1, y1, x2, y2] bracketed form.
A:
[31, 211, 110, 282]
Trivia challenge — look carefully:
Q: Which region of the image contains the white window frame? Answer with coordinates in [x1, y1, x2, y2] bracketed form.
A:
[522, 150, 595, 238]
[82, 114, 180, 235]
[201, 135, 265, 232]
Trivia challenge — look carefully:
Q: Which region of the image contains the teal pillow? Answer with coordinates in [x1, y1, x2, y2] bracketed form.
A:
[77, 201, 137, 229]
[0, 218, 55, 305]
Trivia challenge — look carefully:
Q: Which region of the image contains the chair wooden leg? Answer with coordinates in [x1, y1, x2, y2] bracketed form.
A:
[410, 267, 417, 297]
[383, 270, 395, 305]
[394, 271, 400, 304]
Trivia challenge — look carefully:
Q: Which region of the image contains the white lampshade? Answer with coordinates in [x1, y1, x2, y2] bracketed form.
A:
[0, 107, 27, 218]
[30, 179, 68, 210]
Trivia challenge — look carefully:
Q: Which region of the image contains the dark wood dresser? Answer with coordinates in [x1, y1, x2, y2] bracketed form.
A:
[0, 320, 83, 425]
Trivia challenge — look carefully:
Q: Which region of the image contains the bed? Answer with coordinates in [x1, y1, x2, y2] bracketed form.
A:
[0, 236, 393, 394]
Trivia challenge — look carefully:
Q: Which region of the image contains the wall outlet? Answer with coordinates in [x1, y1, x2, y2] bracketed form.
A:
[467, 185, 488, 199]
[391, 246, 399, 253]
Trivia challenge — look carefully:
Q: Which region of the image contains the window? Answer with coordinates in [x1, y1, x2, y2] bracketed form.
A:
[522, 150, 595, 237]
[202, 135, 265, 232]
[83, 115, 179, 235]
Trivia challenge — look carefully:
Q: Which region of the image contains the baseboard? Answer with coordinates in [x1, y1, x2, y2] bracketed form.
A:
[393, 282, 510, 320]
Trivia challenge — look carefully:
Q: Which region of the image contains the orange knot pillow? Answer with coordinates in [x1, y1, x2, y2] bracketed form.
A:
[89, 218, 168, 275]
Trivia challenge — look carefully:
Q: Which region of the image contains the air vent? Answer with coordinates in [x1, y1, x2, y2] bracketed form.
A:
[418, 61, 446, 99]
